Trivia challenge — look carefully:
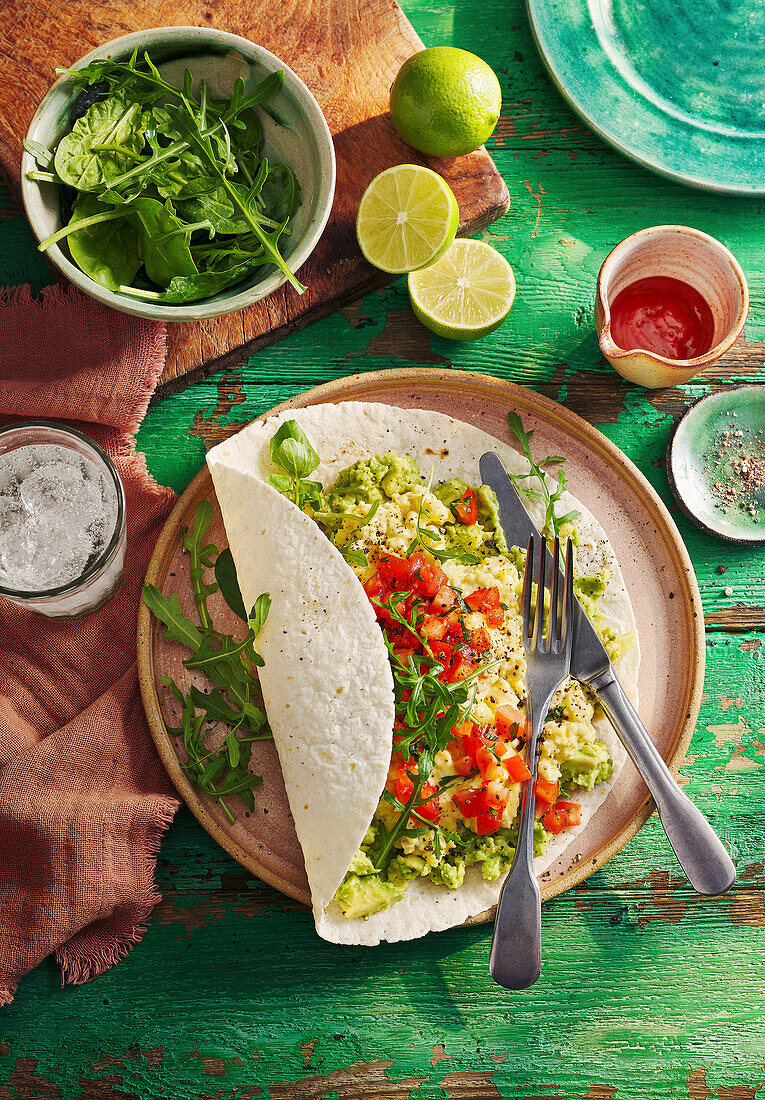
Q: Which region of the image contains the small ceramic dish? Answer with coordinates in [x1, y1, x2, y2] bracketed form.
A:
[21, 27, 336, 322]
[595, 226, 748, 389]
[667, 386, 765, 545]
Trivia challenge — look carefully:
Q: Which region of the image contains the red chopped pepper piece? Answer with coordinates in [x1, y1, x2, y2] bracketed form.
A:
[452, 488, 478, 525]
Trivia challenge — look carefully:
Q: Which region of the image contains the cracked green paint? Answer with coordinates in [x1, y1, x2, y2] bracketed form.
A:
[1, 0, 764, 1096]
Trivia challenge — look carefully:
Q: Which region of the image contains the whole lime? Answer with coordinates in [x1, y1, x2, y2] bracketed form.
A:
[390, 46, 502, 158]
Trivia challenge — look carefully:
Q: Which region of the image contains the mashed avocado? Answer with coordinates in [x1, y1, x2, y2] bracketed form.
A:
[335, 820, 553, 919]
[559, 741, 613, 791]
[325, 453, 423, 512]
[320, 455, 508, 563]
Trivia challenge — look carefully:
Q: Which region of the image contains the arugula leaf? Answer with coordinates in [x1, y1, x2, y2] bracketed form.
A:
[506, 411, 581, 538]
[144, 501, 273, 823]
[143, 584, 203, 651]
[405, 476, 481, 565]
[340, 547, 369, 569]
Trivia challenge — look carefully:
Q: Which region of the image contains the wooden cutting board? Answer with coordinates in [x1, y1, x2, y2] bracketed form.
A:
[0, 0, 510, 396]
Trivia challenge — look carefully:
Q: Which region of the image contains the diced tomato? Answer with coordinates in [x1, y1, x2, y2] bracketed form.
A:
[453, 787, 485, 818]
[556, 800, 582, 826]
[363, 573, 387, 604]
[483, 780, 510, 813]
[465, 586, 501, 613]
[394, 762, 416, 804]
[377, 554, 416, 589]
[430, 587, 456, 613]
[542, 800, 582, 835]
[494, 704, 527, 741]
[412, 556, 445, 599]
[452, 719, 475, 739]
[469, 626, 491, 654]
[534, 778, 559, 806]
[475, 807, 503, 835]
[415, 782, 441, 824]
[452, 489, 478, 525]
[421, 614, 448, 642]
[503, 750, 532, 783]
[476, 744, 505, 784]
[465, 586, 504, 628]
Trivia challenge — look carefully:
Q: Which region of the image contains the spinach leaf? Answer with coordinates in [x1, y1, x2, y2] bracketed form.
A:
[119, 260, 260, 304]
[66, 193, 142, 291]
[260, 163, 301, 223]
[130, 196, 198, 287]
[214, 547, 247, 621]
[53, 93, 146, 190]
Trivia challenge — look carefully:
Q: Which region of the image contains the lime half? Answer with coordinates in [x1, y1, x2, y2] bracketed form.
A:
[356, 164, 459, 274]
[408, 239, 515, 340]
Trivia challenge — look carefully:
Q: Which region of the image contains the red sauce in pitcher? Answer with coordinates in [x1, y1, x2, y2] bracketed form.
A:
[610, 276, 715, 360]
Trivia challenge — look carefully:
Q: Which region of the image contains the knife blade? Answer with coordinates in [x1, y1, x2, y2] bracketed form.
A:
[479, 449, 736, 897]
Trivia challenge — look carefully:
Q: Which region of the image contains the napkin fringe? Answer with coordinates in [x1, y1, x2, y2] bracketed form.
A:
[55, 795, 178, 987]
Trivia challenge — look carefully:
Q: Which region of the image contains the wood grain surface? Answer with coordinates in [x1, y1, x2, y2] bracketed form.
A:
[0, 0, 509, 396]
[1, 0, 764, 1096]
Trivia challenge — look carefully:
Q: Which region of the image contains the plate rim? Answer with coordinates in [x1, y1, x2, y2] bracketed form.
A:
[137, 367, 705, 920]
[525, 0, 765, 197]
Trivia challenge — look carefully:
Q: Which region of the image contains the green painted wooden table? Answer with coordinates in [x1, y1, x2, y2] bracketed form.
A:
[2, 1, 764, 1096]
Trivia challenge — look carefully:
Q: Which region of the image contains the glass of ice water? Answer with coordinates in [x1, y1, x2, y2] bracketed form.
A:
[0, 421, 126, 619]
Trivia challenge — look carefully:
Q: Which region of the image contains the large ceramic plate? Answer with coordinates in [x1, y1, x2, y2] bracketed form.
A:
[527, 0, 765, 194]
[137, 369, 704, 918]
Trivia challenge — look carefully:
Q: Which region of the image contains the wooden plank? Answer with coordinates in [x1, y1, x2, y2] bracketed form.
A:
[1, 0, 764, 1093]
[0, 0, 509, 397]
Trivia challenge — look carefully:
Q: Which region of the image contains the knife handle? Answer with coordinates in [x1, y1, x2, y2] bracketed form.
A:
[591, 672, 736, 897]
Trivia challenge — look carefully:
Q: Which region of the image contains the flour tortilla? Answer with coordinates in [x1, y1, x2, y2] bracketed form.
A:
[207, 403, 639, 945]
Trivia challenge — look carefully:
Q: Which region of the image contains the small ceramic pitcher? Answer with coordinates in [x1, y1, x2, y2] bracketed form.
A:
[595, 225, 749, 388]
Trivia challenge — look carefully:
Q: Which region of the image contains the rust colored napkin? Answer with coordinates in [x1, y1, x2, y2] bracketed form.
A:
[0, 284, 180, 1006]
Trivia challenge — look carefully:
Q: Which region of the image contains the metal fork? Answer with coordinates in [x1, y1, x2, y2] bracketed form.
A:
[489, 534, 575, 990]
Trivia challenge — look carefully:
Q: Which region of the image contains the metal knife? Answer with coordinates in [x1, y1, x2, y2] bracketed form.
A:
[480, 450, 736, 897]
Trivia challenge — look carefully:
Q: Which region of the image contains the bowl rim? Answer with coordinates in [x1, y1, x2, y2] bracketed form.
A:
[21, 26, 336, 322]
[666, 384, 765, 546]
[595, 224, 750, 369]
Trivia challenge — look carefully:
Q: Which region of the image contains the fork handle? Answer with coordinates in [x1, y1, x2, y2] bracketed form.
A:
[489, 857, 541, 989]
[592, 672, 736, 896]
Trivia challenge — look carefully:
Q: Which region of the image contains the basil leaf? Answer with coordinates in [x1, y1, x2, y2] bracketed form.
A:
[248, 593, 272, 637]
[270, 420, 320, 479]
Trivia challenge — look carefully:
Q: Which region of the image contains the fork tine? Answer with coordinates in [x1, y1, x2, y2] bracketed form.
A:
[533, 535, 546, 650]
[548, 536, 560, 651]
[521, 535, 534, 639]
[562, 537, 575, 654]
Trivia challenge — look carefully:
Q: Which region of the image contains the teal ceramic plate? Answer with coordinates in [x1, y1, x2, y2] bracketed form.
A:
[667, 387, 765, 544]
[526, 0, 765, 194]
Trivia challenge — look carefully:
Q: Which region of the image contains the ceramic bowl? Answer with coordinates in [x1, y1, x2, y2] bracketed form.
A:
[21, 27, 336, 322]
[667, 385, 765, 545]
[595, 225, 748, 388]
